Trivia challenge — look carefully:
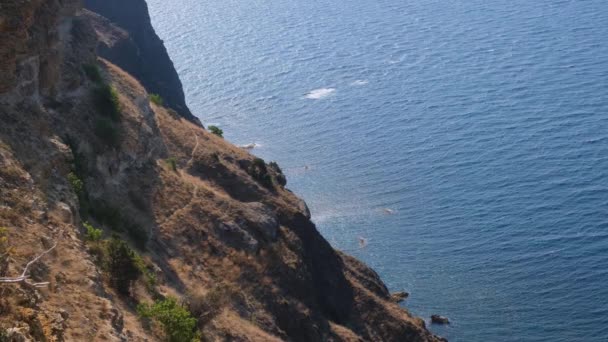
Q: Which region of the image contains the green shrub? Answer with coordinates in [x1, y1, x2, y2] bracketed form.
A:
[133, 253, 157, 290]
[150, 94, 164, 106]
[84, 222, 103, 241]
[87, 240, 106, 265]
[207, 125, 223, 138]
[248, 158, 273, 188]
[83, 63, 103, 84]
[0, 227, 11, 277]
[65, 138, 90, 216]
[94, 118, 120, 147]
[166, 157, 177, 172]
[252, 158, 266, 169]
[93, 84, 121, 121]
[138, 297, 200, 342]
[68, 172, 84, 196]
[106, 237, 140, 295]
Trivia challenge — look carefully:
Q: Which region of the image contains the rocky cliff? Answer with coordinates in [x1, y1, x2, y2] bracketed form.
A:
[0, 1, 444, 341]
[82, 0, 198, 124]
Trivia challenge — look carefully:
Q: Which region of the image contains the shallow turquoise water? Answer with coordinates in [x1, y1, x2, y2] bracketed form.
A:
[146, 0, 608, 340]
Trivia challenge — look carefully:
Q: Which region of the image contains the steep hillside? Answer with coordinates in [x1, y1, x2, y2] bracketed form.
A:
[82, 0, 197, 124]
[0, 1, 444, 341]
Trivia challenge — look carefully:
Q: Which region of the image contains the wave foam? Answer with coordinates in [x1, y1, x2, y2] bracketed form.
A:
[240, 142, 260, 150]
[351, 79, 369, 86]
[305, 88, 336, 99]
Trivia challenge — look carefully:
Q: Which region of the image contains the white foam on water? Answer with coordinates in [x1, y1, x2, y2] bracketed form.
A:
[351, 79, 369, 86]
[239, 142, 260, 150]
[304, 87, 336, 99]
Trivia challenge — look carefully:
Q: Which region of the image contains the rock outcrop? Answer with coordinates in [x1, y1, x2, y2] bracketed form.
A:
[431, 315, 450, 325]
[391, 291, 410, 303]
[0, 1, 444, 341]
[0, 0, 94, 102]
[83, 0, 199, 124]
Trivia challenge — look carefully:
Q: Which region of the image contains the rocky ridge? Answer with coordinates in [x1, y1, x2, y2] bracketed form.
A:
[83, 0, 198, 124]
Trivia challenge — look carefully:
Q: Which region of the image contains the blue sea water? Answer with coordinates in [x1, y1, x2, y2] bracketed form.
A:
[146, 0, 608, 340]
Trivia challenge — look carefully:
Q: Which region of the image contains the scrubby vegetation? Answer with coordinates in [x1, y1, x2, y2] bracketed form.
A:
[83, 222, 103, 242]
[68, 172, 84, 197]
[66, 138, 91, 215]
[166, 157, 178, 172]
[244, 159, 287, 188]
[138, 297, 200, 342]
[106, 236, 141, 295]
[150, 94, 164, 106]
[83, 63, 103, 84]
[208, 125, 223, 138]
[93, 84, 121, 121]
[84, 229, 156, 297]
[83, 221, 105, 262]
[248, 158, 273, 188]
[85, 63, 122, 146]
[186, 285, 230, 326]
[133, 253, 157, 291]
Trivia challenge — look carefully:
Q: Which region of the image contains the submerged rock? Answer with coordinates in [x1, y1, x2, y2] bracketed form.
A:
[431, 315, 450, 324]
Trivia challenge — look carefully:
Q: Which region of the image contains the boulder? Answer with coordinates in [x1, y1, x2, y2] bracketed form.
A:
[217, 221, 259, 253]
[50, 202, 73, 224]
[431, 315, 450, 325]
[390, 291, 409, 303]
[5, 327, 31, 342]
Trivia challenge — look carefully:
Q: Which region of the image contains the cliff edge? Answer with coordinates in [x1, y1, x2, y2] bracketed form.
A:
[0, 1, 444, 341]
[82, 0, 199, 124]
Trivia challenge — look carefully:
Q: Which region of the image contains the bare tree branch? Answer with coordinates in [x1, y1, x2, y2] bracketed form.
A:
[0, 242, 57, 286]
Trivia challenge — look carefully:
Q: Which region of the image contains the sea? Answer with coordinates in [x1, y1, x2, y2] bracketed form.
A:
[146, 0, 608, 340]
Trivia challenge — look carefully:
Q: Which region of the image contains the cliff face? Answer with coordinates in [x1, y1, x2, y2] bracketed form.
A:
[0, 1, 444, 341]
[0, 0, 94, 101]
[82, 0, 199, 124]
